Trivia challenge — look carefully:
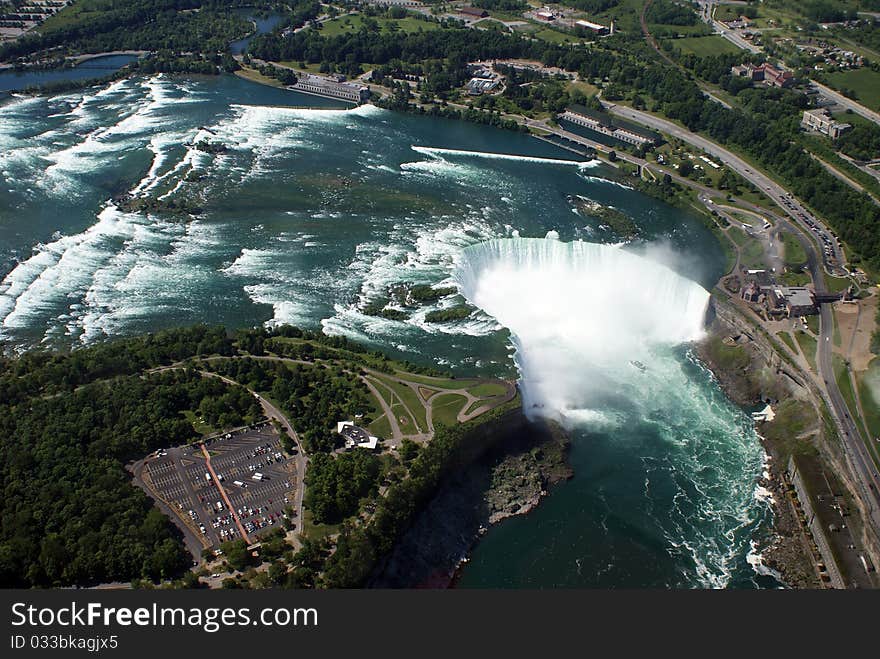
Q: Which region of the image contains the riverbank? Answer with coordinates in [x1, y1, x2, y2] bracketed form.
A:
[696, 298, 822, 588]
[370, 410, 572, 588]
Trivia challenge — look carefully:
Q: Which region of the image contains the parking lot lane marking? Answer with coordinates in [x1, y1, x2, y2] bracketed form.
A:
[201, 443, 252, 544]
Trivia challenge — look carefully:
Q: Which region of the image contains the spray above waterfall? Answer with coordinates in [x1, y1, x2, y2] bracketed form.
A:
[455, 237, 711, 424]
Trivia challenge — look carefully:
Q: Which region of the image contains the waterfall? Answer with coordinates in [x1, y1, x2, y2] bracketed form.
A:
[455, 237, 710, 424]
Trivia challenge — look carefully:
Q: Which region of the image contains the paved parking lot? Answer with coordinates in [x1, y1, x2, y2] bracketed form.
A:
[141, 424, 298, 550]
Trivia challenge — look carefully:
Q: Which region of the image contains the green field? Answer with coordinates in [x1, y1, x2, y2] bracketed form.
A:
[533, 28, 580, 44]
[778, 331, 797, 353]
[672, 35, 742, 56]
[370, 374, 427, 432]
[825, 68, 880, 112]
[467, 382, 509, 397]
[825, 274, 853, 294]
[430, 393, 468, 428]
[781, 231, 807, 267]
[367, 413, 392, 441]
[795, 330, 818, 371]
[833, 354, 860, 426]
[37, 0, 111, 31]
[317, 14, 439, 37]
[857, 359, 880, 438]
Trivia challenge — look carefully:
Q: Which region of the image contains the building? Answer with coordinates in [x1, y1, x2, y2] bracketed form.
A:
[721, 17, 751, 30]
[535, 8, 555, 21]
[741, 281, 762, 303]
[731, 63, 795, 88]
[336, 421, 379, 450]
[575, 19, 610, 35]
[767, 286, 816, 317]
[291, 73, 371, 104]
[745, 268, 773, 286]
[458, 6, 489, 18]
[559, 105, 662, 147]
[467, 76, 500, 95]
[801, 108, 852, 139]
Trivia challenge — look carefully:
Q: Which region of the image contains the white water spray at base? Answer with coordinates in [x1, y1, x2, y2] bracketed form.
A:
[455, 237, 710, 424]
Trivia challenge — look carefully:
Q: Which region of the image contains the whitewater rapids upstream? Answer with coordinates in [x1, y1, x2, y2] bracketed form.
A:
[0, 73, 775, 588]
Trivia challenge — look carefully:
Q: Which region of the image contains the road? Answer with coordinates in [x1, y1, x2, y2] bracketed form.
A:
[816, 301, 880, 538]
[809, 81, 880, 128]
[696, 1, 764, 54]
[161, 366, 309, 534]
[601, 101, 849, 274]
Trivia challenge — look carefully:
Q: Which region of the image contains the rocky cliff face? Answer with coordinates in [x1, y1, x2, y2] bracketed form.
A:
[369, 410, 571, 588]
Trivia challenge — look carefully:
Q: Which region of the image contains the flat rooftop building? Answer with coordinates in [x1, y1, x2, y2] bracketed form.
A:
[559, 105, 661, 147]
[337, 420, 380, 450]
[767, 286, 816, 317]
[291, 73, 370, 104]
[801, 108, 852, 139]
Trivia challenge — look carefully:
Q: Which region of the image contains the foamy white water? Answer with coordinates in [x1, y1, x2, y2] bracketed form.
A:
[456, 237, 709, 421]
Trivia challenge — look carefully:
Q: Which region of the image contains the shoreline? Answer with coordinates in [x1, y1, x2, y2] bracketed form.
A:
[369, 414, 572, 588]
[696, 298, 823, 588]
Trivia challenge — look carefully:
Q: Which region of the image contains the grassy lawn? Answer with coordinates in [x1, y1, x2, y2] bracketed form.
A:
[533, 28, 580, 44]
[299, 509, 341, 543]
[37, 0, 108, 31]
[727, 225, 749, 247]
[367, 413, 392, 441]
[857, 359, 880, 440]
[317, 14, 439, 37]
[183, 410, 218, 436]
[430, 393, 468, 428]
[371, 374, 427, 432]
[795, 330, 818, 371]
[467, 382, 509, 397]
[672, 35, 742, 56]
[781, 231, 807, 267]
[780, 270, 811, 286]
[806, 314, 820, 335]
[833, 354, 860, 423]
[825, 68, 880, 112]
[778, 331, 797, 353]
[825, 274, 853, 294]
[741, 238, 768, 269]
[234, 67, 284, 88]
[569, 80, 600, 97]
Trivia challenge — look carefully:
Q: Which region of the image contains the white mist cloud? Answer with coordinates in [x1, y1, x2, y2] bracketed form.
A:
[455, 238, 710, 427]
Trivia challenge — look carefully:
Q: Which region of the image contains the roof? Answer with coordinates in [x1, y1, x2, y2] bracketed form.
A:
[459, 6, 488, 16]
[567, 105, 662, 142]
[575, 20, 607, 30]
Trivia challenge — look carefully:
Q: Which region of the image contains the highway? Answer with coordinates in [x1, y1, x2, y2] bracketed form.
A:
[601, 101, 849, 274]
[591, 96, 880, 542]
[816, 300, 880, 537]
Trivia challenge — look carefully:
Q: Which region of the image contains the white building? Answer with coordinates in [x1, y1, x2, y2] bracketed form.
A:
[291, 74, 371, 104]
[801, 108, 851, 139]
[336, 420, 379, 450]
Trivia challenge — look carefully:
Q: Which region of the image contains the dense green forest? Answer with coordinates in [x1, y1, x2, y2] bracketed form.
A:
[0, 322, 515, 588]
[200, 356, 375, 453]
[305, 450, 384, 524]
[645, 0, 699, 26]
[835, 122, 880, 161]
[0, 0, 310, 61]
[0, 331, 263, 586]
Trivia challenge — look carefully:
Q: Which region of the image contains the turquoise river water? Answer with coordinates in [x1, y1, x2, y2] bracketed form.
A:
[0, 73, 780, 588]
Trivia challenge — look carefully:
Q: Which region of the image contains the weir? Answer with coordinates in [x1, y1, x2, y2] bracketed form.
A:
[455, 237, 710, 422]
